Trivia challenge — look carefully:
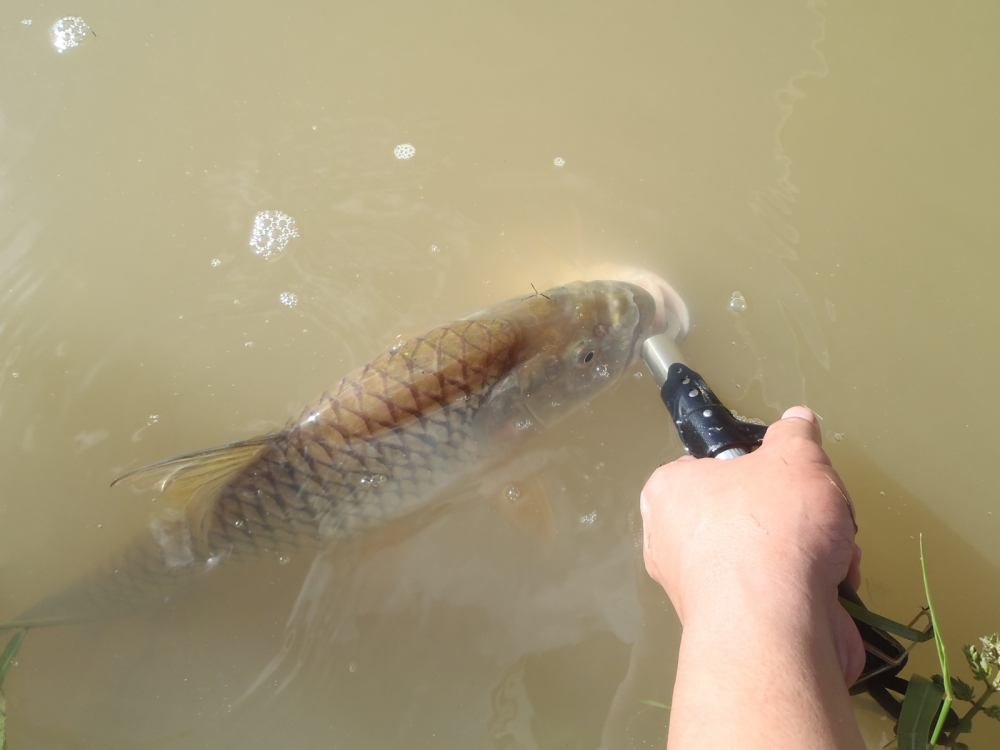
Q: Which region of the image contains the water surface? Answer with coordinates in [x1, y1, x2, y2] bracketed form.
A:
[2, 2, 998, 747]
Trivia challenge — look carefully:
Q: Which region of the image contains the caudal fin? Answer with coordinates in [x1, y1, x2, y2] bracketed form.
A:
[2, 435, 276, 631]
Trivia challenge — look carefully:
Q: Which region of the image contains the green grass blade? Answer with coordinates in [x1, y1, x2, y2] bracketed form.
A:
[898, 674, 945, 749]
[0, 630, 26, 750]
[920, 534, 952, 745]
[838, 597, 932, 643]
[0, 632, 26, 688]
[0, 616, 77, 632]
[639, 699, 670, 710]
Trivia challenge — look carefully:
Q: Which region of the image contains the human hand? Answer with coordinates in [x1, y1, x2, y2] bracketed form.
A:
[639, 405, 865, 684]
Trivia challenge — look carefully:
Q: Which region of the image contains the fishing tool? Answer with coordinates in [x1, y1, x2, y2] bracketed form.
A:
[640, 331, 929, 719]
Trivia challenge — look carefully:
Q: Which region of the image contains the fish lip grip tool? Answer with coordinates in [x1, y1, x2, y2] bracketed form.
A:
[640, 333, 766, 458]
[640, 331, 916, 716]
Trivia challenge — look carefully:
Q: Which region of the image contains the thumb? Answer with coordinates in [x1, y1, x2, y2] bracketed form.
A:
[761, 405, 823, 449]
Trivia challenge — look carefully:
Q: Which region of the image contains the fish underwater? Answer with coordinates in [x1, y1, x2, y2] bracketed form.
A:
[8, 276, 686, 626]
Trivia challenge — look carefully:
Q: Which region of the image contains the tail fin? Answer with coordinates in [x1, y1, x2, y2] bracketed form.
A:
[1, 435, 275, 630]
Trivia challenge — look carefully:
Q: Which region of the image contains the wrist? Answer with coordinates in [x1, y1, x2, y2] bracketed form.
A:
[669, 585, 864, 750]
[676, 571, 853, 688]
[677, 552, 832, 634]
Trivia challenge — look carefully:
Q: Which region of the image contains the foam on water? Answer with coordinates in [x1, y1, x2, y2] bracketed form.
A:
[249, 211, 299, 260]
[50, 17, 90, 53]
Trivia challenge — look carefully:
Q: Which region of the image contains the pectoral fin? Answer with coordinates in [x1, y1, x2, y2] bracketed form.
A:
[492, 476, 555, 540]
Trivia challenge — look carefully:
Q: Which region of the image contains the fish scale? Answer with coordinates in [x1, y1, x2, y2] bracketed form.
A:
[204, 319, 519, 556]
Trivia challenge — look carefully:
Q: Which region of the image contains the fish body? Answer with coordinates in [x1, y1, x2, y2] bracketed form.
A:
[16, 279, 674, 622]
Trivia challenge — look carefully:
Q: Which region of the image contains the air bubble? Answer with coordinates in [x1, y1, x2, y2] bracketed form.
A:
[728, 291, 748, 314]
[233, 518, 246, 529]
[393, 143, 416, 160]
[594, 363, 610, 378]
[278, 291, 299, 308]
[205, 554, 222, 570]
[429, 244, 441, 254]
[51, 17, 89, 53]
[579, 511, 598, 526]
[348, 660, 358, 673]
[20, 19, 33, 26]
[505, 485, 521, 502]
[209, 257, 222, 268]
[359, 473, 387, 488]
[277, 554, 290, 566]
[833, 432, 845, 442]
[389, 339, 405, 354]
[249, 210, 299, 260]
[702, 409, 713, 417]
[514, 417, 533, 431]
[688, 389, 698, 397]
[553, 156, 566, 167]
[632, 370, 643, 379]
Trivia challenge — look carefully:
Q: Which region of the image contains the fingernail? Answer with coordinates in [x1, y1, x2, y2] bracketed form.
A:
[781, 405, 816, 423]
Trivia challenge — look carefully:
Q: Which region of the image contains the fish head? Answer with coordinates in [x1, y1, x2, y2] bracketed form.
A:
[481, 278, 681, 430]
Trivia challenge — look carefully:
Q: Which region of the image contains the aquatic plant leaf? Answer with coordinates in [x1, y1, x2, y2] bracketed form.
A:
[949, 676, 976, 702]
[984, 704, 1000, 722]
[964, 643, 989, 680]
[897, 675, 945, 750]
[932, 674, 975, 702]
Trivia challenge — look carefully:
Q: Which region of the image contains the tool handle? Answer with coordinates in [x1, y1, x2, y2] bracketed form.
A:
[658, 363, 767, 458]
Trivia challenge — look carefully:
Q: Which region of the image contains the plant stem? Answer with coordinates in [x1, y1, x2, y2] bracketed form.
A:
[945, 684, 997, 745]
[919, 535, 952, 745]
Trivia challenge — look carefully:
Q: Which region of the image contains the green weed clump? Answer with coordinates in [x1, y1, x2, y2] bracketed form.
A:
[894, 536, 1000, 749]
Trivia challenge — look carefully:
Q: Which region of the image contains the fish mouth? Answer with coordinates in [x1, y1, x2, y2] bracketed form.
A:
[624, 286, 657, 369]
[619, 270, 690, 368]
[623, 269, 690, 339]
[586, 263, 690, 341]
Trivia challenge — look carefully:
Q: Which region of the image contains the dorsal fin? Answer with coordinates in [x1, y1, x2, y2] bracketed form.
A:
[111, 435, 274, 523]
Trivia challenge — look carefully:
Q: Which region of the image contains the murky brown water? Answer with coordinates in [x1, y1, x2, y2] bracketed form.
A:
[2, 1, 998, 747]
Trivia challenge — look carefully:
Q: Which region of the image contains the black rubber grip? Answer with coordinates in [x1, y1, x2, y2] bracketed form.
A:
[659, 363, 767, 458]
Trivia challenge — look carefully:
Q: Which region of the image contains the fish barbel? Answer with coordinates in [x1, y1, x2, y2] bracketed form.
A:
[13, 278, 683, 623]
